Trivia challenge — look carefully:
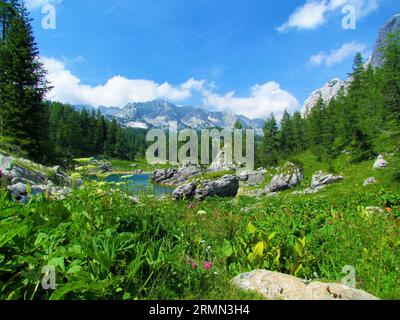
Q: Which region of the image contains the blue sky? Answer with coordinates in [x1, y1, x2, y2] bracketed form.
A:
[25, 0, 400, 119]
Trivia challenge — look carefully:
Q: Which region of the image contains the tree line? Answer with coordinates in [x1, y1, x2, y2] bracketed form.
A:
[256, 32, 400, 168]
[45, 102, 148, 165]
[0, 0, 147, 165]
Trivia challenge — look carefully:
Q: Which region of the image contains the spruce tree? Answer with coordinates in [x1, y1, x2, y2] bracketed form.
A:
[260, 114, 279, 166]
[382, 32, 400, 123]
[0, 0, 49, 160]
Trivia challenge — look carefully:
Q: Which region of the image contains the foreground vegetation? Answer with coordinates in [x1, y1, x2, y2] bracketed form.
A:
[1, 156, 399, 300]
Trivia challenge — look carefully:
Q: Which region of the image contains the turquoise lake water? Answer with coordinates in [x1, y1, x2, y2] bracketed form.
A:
[103, 173, 175, 198]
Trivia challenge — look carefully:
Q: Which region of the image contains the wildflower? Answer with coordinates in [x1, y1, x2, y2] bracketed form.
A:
[191, 263, 198, 270]
[188, 203, 195, 209]
[203, 261, 213, 270]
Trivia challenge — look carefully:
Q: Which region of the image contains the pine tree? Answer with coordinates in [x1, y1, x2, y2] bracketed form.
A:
[260, 114, 279, 166]
[0, 0, 49, 160]
[381, 32, 400, 123]
[278, 110, 295, 155]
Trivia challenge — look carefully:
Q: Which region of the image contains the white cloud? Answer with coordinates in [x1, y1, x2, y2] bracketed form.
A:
[278, 1, 329, 32]
[202, 82, 299, 119]
[42, 57, 298, 119]
[24, 0, 62, 10]
[310, 41, 367, 66]
[42, 57, 207, 106]
[278, 0, 381, 32]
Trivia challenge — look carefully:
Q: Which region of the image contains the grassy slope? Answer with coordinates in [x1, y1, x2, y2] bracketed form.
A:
[1, 133, 399, 300]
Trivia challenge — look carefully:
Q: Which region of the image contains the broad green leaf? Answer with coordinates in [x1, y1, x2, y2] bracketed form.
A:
[222, 239, 233, 257]
[246, 222, 256, 235]
[253, 241, 264, 257]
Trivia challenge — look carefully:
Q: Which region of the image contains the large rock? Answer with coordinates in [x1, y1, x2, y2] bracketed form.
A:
[172, 182, 196, 201]
[311, 171, 344, 189]
[371, 14, 400, 68]
[196, 174, 239, 200]
[373, 155, 388, 169]
[152, 168, 178, 183]
[152, 166, 203, 185]
[232, 270, 378, 300]
[266, 162, 303, 193]
[172, 175, 239, 201]
[239, 169, 266, 186]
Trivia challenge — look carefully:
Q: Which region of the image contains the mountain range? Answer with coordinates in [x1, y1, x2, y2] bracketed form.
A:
[73, 100, 266, 133]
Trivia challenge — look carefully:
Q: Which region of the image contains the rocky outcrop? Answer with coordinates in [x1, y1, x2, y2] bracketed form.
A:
[301, 78, 346, 117]
[152, 166, 203, 185]
[172, 175, 239, 201]
[292, 171, 344, 195]
[371, 14, 400, 68]
[310, 171, 344, 189]
[0, 151, 78, 202]
[266, 162, 303, 193]
[232, 270, 379, 300]
[238, 169, 266, 186]
[373, 155, 388, 169]
[172, 182, 197, 201]
[75, 158, 112, 174]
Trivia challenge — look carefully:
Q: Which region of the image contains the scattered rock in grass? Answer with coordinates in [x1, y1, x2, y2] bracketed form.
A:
[311, 171, 344, 189]
[127, 196, 140, 204]
[232, 270, 379, 300]
[266, 162, 303, 193]
[373, 155, 388, 169]
[364, 177, 377, 186]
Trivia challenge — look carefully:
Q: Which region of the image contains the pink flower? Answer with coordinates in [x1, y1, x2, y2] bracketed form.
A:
[188, 203, 195, 209]
[203, 261, 213, 270]
[191, 263, 198, 270]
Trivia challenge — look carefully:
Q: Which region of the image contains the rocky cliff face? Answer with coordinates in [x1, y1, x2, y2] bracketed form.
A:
[301, 78, 346, 117]
[371, 14, 400, 68]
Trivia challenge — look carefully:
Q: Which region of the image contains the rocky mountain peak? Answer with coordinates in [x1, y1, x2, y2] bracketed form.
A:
[301, 78, 346, 117]
[371, 14, 400, 67]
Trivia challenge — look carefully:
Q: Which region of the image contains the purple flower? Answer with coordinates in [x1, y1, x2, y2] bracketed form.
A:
[188, 203, 195, 209]
[203, 261, 213, 270]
